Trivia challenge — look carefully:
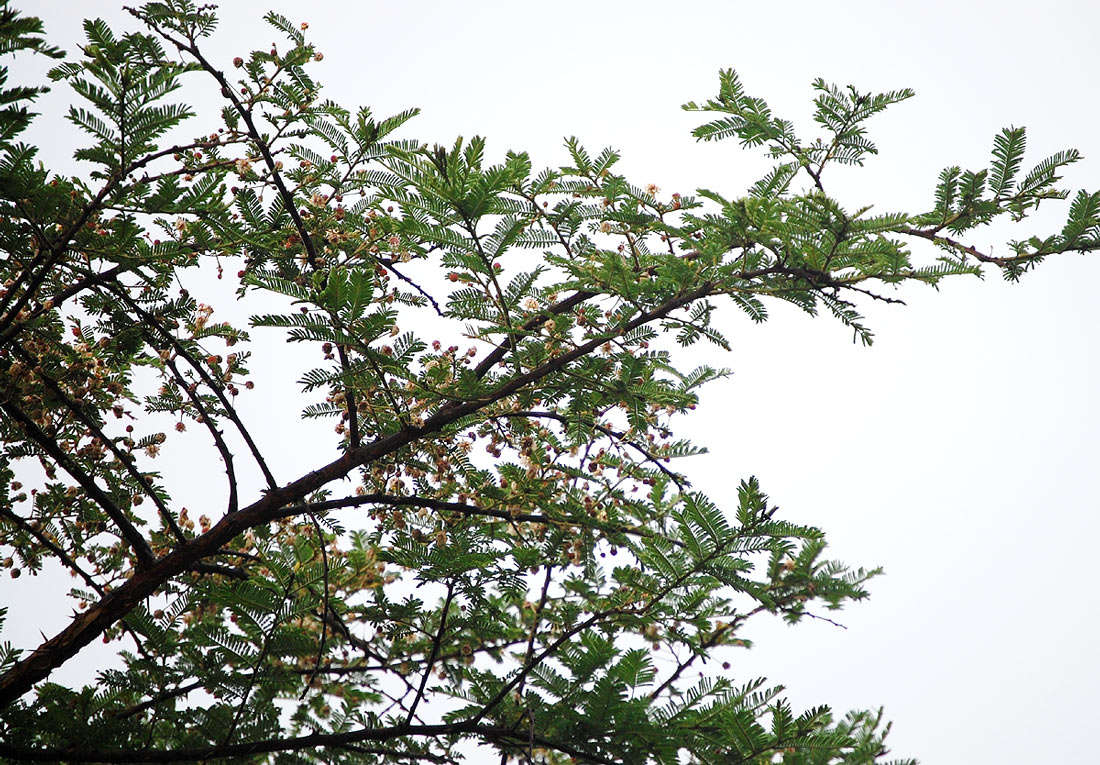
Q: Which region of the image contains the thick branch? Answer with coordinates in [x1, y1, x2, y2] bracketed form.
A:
[0, 282, 712, 707]
[0, 722, 619, 764]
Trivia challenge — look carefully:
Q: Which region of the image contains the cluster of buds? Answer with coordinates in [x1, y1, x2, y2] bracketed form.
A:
[193, 303, 215, 330]
[563, 534, 586, 566]
[178, 507, 197, 534]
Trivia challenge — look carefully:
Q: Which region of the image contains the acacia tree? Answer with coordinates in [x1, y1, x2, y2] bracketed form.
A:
[0, 2, 1096, 762]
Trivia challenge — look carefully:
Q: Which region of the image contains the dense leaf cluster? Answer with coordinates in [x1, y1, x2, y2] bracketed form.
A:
[0, 2, 1096, 762]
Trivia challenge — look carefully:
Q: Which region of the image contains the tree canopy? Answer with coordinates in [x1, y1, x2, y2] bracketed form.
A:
[0, 2, 1097, 762]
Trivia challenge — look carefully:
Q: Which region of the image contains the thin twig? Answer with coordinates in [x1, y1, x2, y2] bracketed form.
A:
[404, 583, 454, 726]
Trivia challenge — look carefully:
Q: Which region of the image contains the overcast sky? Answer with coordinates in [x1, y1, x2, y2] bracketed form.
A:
[6, 1, 1100, 762]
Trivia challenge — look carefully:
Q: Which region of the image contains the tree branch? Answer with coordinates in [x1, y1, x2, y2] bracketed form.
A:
[0, 722, 620, 764]
[0, 400, 155, 569]
[10, 343, 185, 544]
[404, 583, 454, 726]
[164, 357, 238, 515]
[0, 282, 714, 706]
[114, 286, 277, 491]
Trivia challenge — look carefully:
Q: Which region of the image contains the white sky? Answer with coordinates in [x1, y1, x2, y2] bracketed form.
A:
[5, 1, 1100, 763]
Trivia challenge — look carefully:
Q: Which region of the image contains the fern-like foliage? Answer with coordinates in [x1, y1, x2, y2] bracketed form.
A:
[0, 3, 1093, 764]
